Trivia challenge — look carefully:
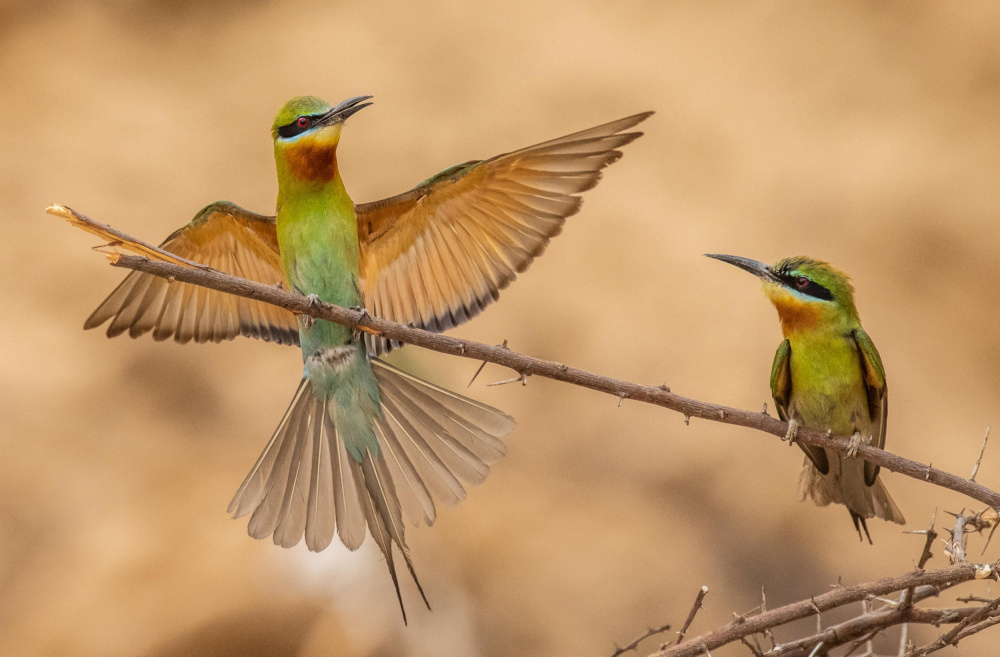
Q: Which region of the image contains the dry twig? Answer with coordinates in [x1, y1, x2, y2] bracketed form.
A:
[970, 426, 991, 483]
[609, 624, 673, 657]
[674, 586, 709, 645]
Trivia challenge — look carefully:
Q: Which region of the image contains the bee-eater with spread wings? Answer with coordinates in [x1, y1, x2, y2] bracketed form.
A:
[85, 95, 651, 618]
[706, 254, 905, 542]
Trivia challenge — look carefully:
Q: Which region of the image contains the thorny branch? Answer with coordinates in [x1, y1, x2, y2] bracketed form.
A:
[51, 205, 1000, 514]
[641, 512, 999, 657]
[647, 563, 998, 657]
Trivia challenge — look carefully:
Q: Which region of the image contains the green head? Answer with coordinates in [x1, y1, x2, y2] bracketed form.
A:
[706, 254, 860, 336]
[271, 95, 372, 185]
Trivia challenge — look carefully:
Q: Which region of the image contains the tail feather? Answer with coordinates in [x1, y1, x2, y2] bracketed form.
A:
[377, 375, 491, 486]
[379, 394, 468, 510]
[246, 398, 310, 539]
[851, 512, 873, 544]
[305, 402, 336, 551]
[373, 416, 437, 527]
[870, 478, 906, 525]
[227, 379, 310, 518]
[375, 361, 513, 446]
[362, 448, 431, 620]
[272, 407, 314, 548]
[377, 365, 507, 462]
[357, 471, 406, 622]
[330, 410, 368, 550]
[228, 357, 515, 620]
[798, 454, 906, 542]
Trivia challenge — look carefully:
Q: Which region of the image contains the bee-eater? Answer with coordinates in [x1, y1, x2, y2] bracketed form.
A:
[85, 95, 651, 618]
[706, 254, 905, 542]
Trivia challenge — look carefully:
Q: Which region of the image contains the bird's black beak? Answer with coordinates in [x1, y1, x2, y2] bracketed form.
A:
[705, 254, 781, 284]
[318, 95, 373, 127]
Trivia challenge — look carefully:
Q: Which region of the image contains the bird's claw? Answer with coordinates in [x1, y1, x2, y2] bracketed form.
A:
[782, 418, 799, 445]
[846, 431, 867, 459]
[299, 294, 322, 329]
[349, 305, 370, 341]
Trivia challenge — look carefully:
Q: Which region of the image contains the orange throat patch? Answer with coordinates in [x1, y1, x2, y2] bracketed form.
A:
[767, 288, 823, 336]
[285, 138, 339, 182]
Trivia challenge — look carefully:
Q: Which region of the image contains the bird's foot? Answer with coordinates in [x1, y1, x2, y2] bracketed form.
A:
[299, 294, 322, 329]
[782, 418, 799, 445]
[349, 305, 370, 341]
[846, 431, 868, 459]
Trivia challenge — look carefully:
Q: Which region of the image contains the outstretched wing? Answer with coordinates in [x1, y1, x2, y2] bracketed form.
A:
[355, 112, 653, 354]
[85, 202, 300, 345]
[853, 328, 887, 486]
[771, 339, 829, 474]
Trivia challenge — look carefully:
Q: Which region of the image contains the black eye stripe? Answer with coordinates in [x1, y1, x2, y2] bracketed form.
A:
[277, 113, 327, 139]
[776, 273, 834, 301]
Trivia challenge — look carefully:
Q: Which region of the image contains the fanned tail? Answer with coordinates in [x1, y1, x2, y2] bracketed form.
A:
[227, 357, 515, 620]
[798, 455, 905, 544]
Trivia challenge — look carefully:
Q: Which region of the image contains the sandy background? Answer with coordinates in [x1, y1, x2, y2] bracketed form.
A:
[2, 1, 999, 655]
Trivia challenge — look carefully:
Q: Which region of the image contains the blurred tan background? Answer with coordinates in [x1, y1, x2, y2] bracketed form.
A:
[2, 1, 1000, 655]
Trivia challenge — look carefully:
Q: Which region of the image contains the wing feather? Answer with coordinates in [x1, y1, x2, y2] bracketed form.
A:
[853, 328, 888, 486]
[85, 201, 299, 346]
[771, 339, 830, 475]
[357, 112, 652, 355]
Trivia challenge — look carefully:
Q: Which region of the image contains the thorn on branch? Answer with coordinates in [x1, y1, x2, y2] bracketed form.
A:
[902, 511, 938, 609]
[618, 393, 629, 408]
[488, 372, 529, 387]
[738, 636, 763, 656]
[468, 339, 507, 387]
[659, 383, 671, 393]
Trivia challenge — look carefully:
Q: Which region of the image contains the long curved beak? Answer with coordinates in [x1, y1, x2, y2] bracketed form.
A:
[318, 95, 373, 127]
[705, 253, 781, 284]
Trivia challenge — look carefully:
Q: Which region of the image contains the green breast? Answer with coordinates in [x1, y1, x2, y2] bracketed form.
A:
[788, 332, 870, 435]
[276, 183, 362, 354]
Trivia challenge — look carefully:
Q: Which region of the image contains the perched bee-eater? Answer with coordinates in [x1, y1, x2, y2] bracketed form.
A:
[86, 95, 651, 618]
[706, 254, 905, 542]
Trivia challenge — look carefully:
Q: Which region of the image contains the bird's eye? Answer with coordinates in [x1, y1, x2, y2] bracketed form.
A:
[296, 116, 310, 128]
[795, 276, 810, 289]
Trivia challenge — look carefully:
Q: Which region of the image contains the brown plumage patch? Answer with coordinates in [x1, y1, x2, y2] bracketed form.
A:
[769, 289, 822, 335]
[286, 138, 339, 182]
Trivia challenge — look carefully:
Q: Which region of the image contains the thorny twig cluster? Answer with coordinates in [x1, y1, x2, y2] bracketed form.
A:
[52, 207, 1000, 656]
[603, 511, 999, 657]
